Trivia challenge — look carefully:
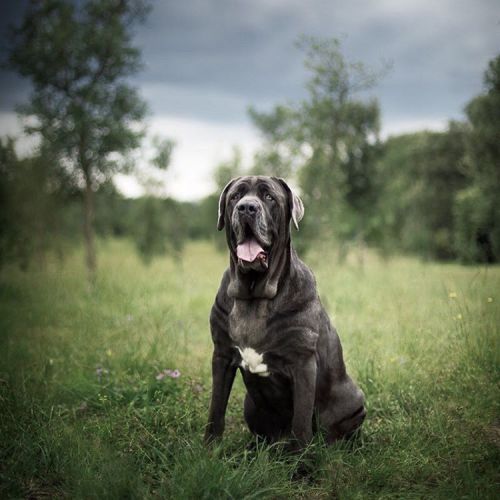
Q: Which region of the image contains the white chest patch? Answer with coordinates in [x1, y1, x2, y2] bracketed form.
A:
[237, 347, 270, 377]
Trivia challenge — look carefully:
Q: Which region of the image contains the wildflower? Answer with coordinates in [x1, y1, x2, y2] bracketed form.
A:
[487, 297, 493, 303]
[156, 368, 181, 381]
[167, 369, 181, 378]
[448, 292, 457, 299]
[456, 314, 462, 320]
[106, 349, 113, 357]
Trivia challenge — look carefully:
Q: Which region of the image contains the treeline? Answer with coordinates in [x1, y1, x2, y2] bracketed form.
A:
[206, 47, 499, 263]
[0, 141, 221, 268]
[374, 56, 499, 263]
[237, 43, 499, 264]
[1, 1, 498, 273]
[2, 90, 497, 270]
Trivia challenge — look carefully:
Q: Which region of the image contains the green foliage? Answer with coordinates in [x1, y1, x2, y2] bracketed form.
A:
[181, 195, 225, 249]
[0, 241, 498, 497]
[8, 0, 150, 279]
[453, 55, 500, 262]
[151, 136, 175, 170]
[93, 181, 134, 238]
[8, 0, 149, 181]
[0, 138, 80, 269]
[212, 147, 244, 190]
[453, 185, 498, 262]
[372, 55, 500, 263]
[132, 197, 188, 264]
[248, 105, 300, 178]
[249, 37, 383, 250]
[375, 124, 468, 259]
[0, 142, 201, 269]
[134, 197, 165, 264]
[247, 45, 499, 264]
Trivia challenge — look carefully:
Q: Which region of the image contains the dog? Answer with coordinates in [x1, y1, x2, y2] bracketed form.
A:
[205, 176, 365, 450]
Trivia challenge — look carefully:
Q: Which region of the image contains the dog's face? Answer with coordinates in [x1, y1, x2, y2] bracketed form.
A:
[217, 176, 304, 274]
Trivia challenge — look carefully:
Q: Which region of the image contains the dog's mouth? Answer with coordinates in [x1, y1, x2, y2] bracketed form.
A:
[234, 224, 269, 270]
[236, 239, 268, 267]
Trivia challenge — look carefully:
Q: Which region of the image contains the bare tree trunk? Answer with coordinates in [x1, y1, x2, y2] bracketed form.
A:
[83, 170, 96, 284]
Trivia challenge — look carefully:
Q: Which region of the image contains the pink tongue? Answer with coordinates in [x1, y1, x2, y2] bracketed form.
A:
[236, 238, 265, 262]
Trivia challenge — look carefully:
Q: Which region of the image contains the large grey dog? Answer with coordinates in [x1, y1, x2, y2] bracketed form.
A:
[205, 176, 365, 450]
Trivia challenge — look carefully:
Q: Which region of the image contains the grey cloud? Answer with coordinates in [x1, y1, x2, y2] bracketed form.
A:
[0, 0, 498, 126]
[133, 0, 498, 124]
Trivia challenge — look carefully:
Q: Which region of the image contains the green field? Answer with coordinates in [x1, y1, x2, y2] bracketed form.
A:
[1, 240, 498, 499]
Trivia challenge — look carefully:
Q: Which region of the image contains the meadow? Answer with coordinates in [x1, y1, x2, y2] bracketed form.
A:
[0, 239, 498, 499]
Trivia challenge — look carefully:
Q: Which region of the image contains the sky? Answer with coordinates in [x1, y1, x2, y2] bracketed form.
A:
[0, 0, 499, 200]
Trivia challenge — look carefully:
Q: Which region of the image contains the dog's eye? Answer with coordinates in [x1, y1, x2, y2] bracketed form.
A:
[231, 192, 241, 201]
[264, 193, 274, 202]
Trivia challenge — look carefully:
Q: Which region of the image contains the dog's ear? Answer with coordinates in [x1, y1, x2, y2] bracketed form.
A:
[217, 178, 239, 230]
[276, 178, 304, 230]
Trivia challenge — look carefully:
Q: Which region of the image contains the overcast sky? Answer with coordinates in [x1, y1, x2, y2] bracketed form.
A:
[1, 0, 499, 200]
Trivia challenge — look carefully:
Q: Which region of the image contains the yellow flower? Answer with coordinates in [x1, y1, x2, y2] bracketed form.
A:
[487, 297, 493, 303]
[448, 292, 457, 299]
[456, 314, 462, 320]
[106, 349, 113, 357]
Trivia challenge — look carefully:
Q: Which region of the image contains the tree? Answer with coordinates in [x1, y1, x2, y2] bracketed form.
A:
[131, 196, 188, 265]
[212, 146, 244, 190]
[249, 37, 384, 251]
[248, 105, 300, 179]
[454, 55, 500, 262]
[0, 137, 79, 269]
[134, 135, 176, 196]
[128, 137, 190, 264]
[375, 125, 468, 259]
[8, 0, 150, 283]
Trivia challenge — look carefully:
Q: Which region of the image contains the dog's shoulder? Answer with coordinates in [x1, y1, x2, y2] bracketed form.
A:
[280, 250, 319, 305]
[209, 268, 232, 334]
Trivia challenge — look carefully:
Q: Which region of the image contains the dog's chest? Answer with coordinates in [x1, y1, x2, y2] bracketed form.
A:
[229, 300, 271, 376]
[228, 300, 269, 346]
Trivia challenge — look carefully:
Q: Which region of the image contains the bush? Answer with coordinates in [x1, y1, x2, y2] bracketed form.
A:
[453, 185, 500, 263]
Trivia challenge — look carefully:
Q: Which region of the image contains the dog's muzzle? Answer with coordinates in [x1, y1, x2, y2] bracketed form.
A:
[233, 198, 270, 270]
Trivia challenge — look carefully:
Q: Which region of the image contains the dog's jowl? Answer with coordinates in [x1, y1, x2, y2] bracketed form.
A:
[205, 176, 365, 450]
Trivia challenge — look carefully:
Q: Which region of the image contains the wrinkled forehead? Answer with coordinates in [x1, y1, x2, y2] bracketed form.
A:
[229, 176, 286, 200]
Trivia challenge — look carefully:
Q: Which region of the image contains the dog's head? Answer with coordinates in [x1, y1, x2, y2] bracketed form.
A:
[217, 176, 304, 298]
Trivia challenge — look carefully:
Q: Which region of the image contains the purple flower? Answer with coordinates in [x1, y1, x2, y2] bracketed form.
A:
[156, 368, 181, 380]
[167, 369, 181, 379]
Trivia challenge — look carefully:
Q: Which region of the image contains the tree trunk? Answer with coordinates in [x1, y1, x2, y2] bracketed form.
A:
[83, 170, 97, 284]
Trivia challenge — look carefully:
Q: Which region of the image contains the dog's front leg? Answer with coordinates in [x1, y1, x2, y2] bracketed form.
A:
[289, 355, 317, 451]
[205, 350, 237, 444]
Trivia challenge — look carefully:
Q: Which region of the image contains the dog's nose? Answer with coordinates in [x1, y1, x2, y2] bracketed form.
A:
[236, 200, 260, 216]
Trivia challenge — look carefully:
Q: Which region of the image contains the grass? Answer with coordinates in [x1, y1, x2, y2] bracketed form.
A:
[0, 239, 499, 499]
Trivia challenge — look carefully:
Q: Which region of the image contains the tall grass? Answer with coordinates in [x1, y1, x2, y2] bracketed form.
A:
[1, 240, 498, 498]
